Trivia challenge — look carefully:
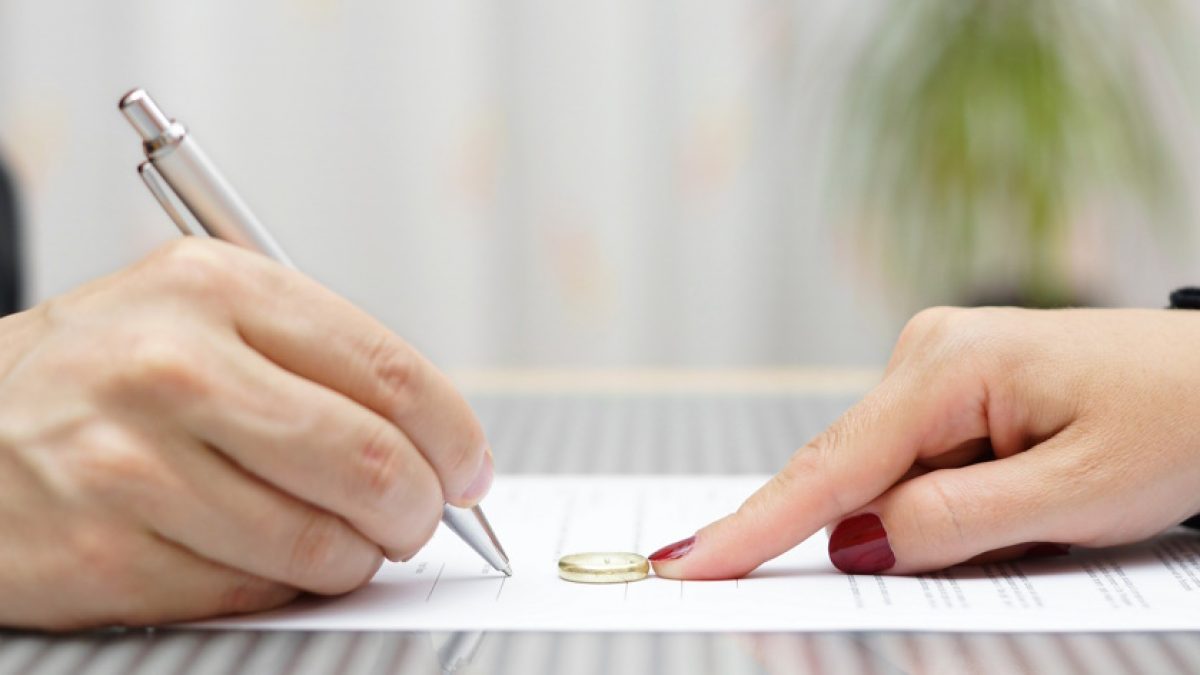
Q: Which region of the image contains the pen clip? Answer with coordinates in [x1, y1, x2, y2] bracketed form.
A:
[137, 161, 199, 237]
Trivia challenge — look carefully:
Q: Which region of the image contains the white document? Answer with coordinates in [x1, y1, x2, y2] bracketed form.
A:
[200, 476, 1200, 632]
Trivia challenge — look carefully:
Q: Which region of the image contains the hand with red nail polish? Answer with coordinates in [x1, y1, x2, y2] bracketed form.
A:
[651, 308, 1200, 580]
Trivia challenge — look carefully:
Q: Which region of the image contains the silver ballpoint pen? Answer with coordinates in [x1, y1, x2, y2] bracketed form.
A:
[118, 88, 511, 577]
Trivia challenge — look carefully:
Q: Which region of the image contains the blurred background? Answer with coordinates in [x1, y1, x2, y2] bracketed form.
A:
[1, 0, 1198, 369]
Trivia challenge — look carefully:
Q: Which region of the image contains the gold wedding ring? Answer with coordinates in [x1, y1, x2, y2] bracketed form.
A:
[558, 552, 650, 583]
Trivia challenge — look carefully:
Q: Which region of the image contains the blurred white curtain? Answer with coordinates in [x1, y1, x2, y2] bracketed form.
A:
[0, 1, 1190, 368]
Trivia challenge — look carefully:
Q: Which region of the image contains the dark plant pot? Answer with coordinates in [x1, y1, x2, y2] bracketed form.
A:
[964, 284, 1096, 310]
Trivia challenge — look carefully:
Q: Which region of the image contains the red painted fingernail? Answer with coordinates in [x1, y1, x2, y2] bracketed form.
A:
[828, 513, 895, 574]
[1025, 543, 1071, 559]
[649, 536, 696, 562]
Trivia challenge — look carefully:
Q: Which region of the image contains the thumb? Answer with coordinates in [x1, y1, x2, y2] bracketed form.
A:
[827, 432, 1089, 575]
[649, 366, 990, 580]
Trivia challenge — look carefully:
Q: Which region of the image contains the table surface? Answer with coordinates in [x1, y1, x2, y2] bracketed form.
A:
[3, 370, 1198, 675]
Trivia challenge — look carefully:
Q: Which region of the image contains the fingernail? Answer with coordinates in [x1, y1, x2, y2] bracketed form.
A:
[461, 448, 494, 503]
[828, 513, 895, 574]
[649, 536, 696, 562]
[1025, 543, 1071, 559]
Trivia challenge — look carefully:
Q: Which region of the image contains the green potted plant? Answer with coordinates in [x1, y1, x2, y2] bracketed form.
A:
[831, 0, 1192, 309]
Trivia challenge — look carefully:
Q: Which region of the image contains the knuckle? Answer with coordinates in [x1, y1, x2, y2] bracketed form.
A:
[736, 435, 839, 527]
[116, 334, 212, 404]
[936, 307, 1024, 376]
[908, 306, 954, 330]
[735, 477, 787, 527]
[288, 512, 345, 583]
[148, 238, 241, 300]
[899, 307, 999, 371]
[898, 307, 957, 349]
[351, 425, 407, 507]
[364, 335, 419, 416]
[906, 478, 969, 551]
[70, 425, 164, 506]
[149, 238, 295, 307]
[918, 309, 962, 351]
[785, 434, 845, 513]
[786, 437, 832, 480]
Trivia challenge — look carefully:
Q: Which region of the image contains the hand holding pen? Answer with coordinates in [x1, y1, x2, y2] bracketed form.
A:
[0, 231, 503, 630]
[119, 89, 510, 577]
[0, 89, 505, 631]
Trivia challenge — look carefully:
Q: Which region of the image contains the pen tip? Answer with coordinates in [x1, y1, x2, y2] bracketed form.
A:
[501, 564, 513, 577]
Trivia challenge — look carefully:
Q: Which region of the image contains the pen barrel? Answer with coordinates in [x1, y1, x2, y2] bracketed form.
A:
[151, 137, 294, 267]
[442, 504, 511, 575]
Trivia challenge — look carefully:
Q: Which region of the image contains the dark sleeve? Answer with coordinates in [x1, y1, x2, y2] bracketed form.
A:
[0, 153, 21, 317]
[1168, 289, 1200, 530]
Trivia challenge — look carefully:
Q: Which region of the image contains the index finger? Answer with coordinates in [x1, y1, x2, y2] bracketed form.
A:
[151, 239, 491, 507]
[649, 367, 988, 580]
